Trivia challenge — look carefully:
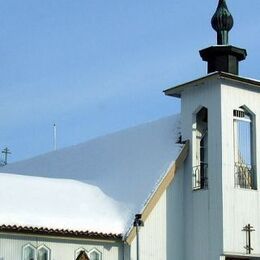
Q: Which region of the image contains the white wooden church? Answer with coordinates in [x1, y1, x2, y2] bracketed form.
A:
[0, 1, 260, 259]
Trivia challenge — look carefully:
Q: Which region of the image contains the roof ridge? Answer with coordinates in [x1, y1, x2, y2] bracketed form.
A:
[6, 113, 180, 165]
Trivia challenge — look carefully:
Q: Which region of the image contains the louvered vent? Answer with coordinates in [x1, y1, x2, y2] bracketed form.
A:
[233, 109, 245, 118]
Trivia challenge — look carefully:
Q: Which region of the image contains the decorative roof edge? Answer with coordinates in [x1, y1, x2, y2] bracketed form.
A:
[0, 224, 122, 241]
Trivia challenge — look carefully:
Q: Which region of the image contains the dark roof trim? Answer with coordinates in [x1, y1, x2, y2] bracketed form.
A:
[0, 225, 122, 241]
[164, 71, 260, 98]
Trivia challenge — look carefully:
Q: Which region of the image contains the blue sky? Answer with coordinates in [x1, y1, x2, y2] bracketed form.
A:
[0, 0, 260, 162]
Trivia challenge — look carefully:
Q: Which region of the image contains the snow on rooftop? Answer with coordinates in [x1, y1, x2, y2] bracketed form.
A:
[0, 173, 130, 234]
[2, 114, 182, 234]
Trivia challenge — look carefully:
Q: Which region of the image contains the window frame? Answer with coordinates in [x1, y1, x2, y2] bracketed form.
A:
[37, 245, 50, 260]
[75, 248, 88, 259]
[75, 248, 102, 260]
[192, 106, 209, 190]
[22, 244, 50, 260]
[89, 248, 102, 260]
[233, 106, 257, 190]
[22, 244, 36, 260]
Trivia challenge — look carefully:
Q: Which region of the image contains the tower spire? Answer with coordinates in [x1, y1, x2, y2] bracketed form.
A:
[211, 0, 234, 45]
[199, 0, 247, 75]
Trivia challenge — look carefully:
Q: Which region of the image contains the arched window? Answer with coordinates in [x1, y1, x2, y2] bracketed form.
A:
[22, 244, 50, 260]
[89, 249, 101, 260]
[76, 250, 90, 260]
[23, 244, 36, 260]
[75, 248, 88, 259]
[37, 246, 50, 260]
[193, 107, 208, 190]
[233, 107, 256, 189]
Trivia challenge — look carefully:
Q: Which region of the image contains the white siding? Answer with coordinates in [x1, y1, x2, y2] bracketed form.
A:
[181, 78, 223, 260]
[130, 166, 184, 260]
[180, 75, 260, 259]
[221, 81, 260, 255]
[0, 233, 123, 260]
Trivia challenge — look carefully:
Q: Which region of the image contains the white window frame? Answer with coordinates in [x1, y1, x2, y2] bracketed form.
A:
[22, 244, 50, 260]
[22, 244, 36, 260]
[37, 245, 50, 260]
[233, 109, 254, 164]
[75, 247, 88, 259]
[233, 106, 257, 189]
[192, 106, 208, 190]
[89, 248, 102, 260]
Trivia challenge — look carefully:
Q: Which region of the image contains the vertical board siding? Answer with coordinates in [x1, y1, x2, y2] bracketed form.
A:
[130, 191, 167, 260]
[130, 166, 184, 260]
[181, 78, 223, 260]
[0, 233, 123, 260]
[221, 82, 260, 255]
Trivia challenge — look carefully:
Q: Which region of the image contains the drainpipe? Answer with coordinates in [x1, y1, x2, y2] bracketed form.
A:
[133, 214, 144, 260]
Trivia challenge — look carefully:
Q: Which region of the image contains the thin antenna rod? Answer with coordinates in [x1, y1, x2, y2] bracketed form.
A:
[53, 123, 57, 151]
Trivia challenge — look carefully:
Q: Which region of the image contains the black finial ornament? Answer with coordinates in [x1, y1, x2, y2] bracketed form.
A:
[211, 0, 234, 45]
[199, 0, 247, 75]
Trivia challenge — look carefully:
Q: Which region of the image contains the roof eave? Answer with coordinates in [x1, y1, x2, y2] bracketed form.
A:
[163, 71, 260, 98]
[0, 225, 122, 241]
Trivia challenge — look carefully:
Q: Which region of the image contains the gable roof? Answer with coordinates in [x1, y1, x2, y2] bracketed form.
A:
[1, 114, 183, 236]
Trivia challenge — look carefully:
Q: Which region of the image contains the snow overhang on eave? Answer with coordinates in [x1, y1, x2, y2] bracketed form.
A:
[163, 71, 260, 98]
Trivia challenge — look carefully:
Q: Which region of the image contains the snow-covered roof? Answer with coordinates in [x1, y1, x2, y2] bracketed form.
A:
[0, 173, 129, 235]
[1, 114, 182, 235]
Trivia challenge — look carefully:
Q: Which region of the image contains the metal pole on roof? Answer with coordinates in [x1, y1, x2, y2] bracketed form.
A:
[53, 123, 57, 151]
[133, 214, 144, 260]
[136, 225, 140, 260]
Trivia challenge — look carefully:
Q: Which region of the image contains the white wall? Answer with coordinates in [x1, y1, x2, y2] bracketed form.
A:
[0, 233, 124, 260]
[180, 75, 260, 259]
[129, 75, 260, 260]
[130, 166, 184, 260]
[220, 81, 260, 256]
[181, 78, 223, 260]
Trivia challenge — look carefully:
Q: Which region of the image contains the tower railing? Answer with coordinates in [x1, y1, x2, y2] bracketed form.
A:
[192, 163, 208, 190]
[234, 162, 256, 189]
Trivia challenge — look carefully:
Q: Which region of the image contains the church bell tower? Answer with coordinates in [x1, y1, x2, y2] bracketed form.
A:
[164, 1, 260, 259]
